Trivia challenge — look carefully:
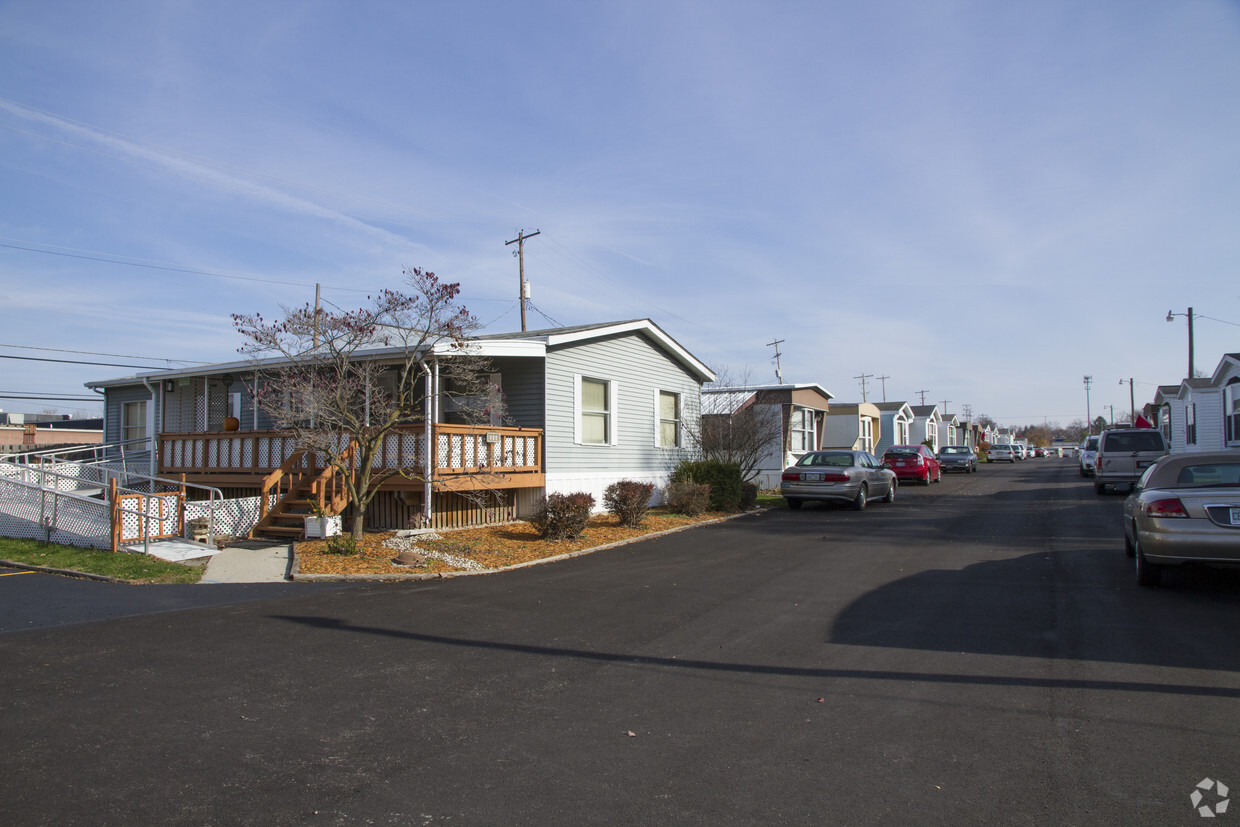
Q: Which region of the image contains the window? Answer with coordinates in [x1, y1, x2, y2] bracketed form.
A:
[658, 391, 680, 447]
[860, 417, 874, 452]
[580, 377, 610, 445]
[790, 408, 816, 452]
[123, 400, 147, 446]
[1186, 403, 1197, 446]
[1225, 380, 1240, 445]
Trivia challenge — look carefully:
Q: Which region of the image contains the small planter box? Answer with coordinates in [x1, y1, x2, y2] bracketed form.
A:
[304, 516, 342, 539]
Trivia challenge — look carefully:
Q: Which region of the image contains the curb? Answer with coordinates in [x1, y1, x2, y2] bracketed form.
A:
[0, 558, 122, 583]
[290, 508, 766, 583]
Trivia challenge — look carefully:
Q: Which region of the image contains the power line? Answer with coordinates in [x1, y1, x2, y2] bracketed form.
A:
[0, 354, 163, 370]
[0, 342, 208, 364]
[0, 394, 100, 402]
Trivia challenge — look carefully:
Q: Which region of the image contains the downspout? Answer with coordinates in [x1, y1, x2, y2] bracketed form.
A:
[140, 377, 157, 478]
[418, 357, 434, 526]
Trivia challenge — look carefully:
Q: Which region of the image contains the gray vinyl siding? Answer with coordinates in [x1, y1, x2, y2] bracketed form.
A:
[490, 357, 545, 430]
[544, 331, 701, 475]
[105, 384, 158, 467]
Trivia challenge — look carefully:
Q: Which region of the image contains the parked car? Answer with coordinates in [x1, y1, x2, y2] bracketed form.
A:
[781, 450, 897, 511]
[1122, 451, 1240, 587]
[989, 444, 1016, 463]
[1033, 447, 1046, 458]
[1079, 435, 1100, 477]
[883, 444, 942, 485]
[1094, 428, 1169, 494]
[938, 445, 978, 473]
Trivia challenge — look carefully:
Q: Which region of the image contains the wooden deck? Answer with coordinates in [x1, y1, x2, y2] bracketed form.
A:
[158, 424, 545, 492]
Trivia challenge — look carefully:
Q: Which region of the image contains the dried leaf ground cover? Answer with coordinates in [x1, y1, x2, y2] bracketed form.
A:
[296, 509, 735, 577]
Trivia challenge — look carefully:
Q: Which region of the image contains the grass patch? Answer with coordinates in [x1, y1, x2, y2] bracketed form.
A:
[755, 490, 786, 508]
[0, 537, 204, 584]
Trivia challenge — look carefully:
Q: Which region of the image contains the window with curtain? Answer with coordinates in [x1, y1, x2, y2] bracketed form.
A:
[1186, 403, 1197, 445]
[581, 378, 609, 444]
[123, 400, 147, 446]
[658, 391, 680, 447]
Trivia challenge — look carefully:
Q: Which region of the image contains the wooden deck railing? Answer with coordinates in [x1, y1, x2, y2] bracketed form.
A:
[159, 424, 543, 483]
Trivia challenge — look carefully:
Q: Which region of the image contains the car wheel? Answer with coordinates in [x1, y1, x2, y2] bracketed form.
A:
[786, 498, 803, 510]
[1134, 536, 1162, 588]
[1124, 525, 1135, 558]
[934, 468, 942, 483]
[882, 478, 896, 503]
[1094, 481, 1106, 495]
[921, 472, 931, 486]
[852, 484, 867, 511]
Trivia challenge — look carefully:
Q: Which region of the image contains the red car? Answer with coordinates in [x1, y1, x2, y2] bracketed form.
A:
[883, 444, 942, 485]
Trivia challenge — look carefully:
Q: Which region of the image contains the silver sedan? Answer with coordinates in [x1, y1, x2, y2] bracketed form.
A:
[781, 450, 897, 511]
[1122, 451, 1240, 587]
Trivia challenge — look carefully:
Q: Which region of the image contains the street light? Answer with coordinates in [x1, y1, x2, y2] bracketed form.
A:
[1166, 307, 1195, 379]
[1084, 375, 1093, 434]
[1119, 378, 1135, 424]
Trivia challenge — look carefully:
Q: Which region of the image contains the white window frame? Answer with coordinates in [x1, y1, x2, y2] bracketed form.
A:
[860, 416, 874, 452]
[1186, 402, 1197, 446]
[574, 375, 618, 446]
[655, 390, 681, 448]
[790, 407, 816, 453]
[1225, 380, 1240, 446]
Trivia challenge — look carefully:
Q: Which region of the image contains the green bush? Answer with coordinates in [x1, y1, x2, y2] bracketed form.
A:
[664, 481, 711, 517]
[671, 460, 744, 512]
[604, 480, 655, 528]
[740, 481, 758, 510]
[531, 492, 595, 540]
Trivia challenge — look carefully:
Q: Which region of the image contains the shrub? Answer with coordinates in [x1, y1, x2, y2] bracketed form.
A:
[604, 480, 655, 528]
[664, 481, 711, 517]
[531, 492, 595, 540]
[670, 460, 744, 512]
[739, 481, 758, 510]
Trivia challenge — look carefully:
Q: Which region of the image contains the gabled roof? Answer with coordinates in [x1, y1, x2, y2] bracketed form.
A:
[910, 405, 940, 419]
[86, 318, 715, 389]
[1209, 353, 1240, 384]
[702, 383, 834, 415]
[474, 319, 715, 382]
[874, 401, 914, 418]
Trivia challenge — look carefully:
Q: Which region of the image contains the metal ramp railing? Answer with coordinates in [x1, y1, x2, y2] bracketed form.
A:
[0, 440, 225, 552]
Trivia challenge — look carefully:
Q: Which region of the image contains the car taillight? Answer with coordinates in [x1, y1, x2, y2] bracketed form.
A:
[1145, 498, 1189, 518]
[782, 471, 800, 481]
[822, 473, 849, 482]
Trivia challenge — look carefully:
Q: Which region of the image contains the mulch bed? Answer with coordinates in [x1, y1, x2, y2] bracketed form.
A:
[295, 509, 736, 577]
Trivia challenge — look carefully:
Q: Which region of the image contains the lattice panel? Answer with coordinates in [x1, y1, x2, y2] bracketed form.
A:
[0, 477, 112, 550]
[402, 434, 422, 467]
[463, 437, 476, 468]
[242, 440, 253, 466]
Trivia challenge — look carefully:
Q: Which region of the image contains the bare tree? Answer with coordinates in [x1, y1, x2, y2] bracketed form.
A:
[232, 267, 502, 539]
[688, 368, 784, 484]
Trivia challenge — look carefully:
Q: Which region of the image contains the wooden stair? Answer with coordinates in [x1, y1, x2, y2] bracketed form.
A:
[252, 481, 318, 540]
[248, 443, 354, 542]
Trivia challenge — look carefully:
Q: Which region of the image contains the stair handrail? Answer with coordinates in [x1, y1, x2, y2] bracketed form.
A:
[309, 439, 356, 516]
[258, 449, 309, 522]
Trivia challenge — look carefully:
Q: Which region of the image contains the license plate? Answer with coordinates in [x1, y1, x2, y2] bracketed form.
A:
[803, 472, 823, 482]
[1231, 508, 1240, 526]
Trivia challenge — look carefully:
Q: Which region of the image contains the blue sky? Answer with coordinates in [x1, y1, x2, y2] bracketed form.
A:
[2, 1, 1238, 428]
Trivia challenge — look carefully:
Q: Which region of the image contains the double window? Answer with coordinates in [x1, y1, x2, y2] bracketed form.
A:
[790, 408, 816, 452]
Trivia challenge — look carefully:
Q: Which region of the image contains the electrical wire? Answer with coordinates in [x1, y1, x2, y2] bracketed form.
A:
[0, 354, 163, 370]
[0, 342, 207, 364]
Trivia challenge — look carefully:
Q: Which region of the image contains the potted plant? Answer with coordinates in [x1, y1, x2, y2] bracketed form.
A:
[304, 500, 342, 538]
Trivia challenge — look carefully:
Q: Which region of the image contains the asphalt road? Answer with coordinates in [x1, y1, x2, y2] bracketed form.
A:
[3, 458, 1239, 825]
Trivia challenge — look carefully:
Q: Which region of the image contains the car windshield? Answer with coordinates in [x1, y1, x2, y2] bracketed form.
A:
[941, 447, 967, 454]
[1175, 463, 1240, 487]
[1084, 437, 1099, 450]
[796, 452, 855, 468]
[1103, 432, 1165, 453]
[886, 450, 918, 458]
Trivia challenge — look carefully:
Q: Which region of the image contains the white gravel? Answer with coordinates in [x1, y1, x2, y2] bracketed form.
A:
[384, 534, 487, 571]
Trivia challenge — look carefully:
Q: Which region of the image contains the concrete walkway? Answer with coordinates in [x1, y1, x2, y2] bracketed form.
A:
[200, 542, 292, 584]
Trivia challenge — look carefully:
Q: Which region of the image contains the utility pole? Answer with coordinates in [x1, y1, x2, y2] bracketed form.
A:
[1084, 375, 1093, 434]
[1120, 377, 1135, 424]
[961, 404, 973, 422]
[877, 375, 890, 402]
[854, 373, 874, 402]
[940, 399, 951, 415]
[916, 389, 929, 405]
[767, 339, 786, 383]
[505, 229, 540, 331]
[313, 282, 321, 349]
